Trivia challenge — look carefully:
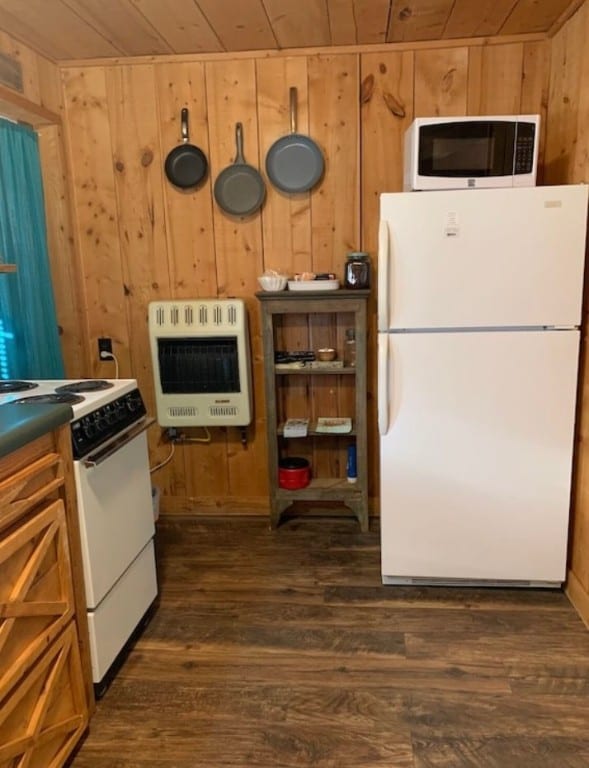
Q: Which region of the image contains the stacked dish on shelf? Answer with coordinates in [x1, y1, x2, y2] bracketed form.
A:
[258, 273, 288, 291]
[257, 269, 339, 292]
[288, 278, 339, 291]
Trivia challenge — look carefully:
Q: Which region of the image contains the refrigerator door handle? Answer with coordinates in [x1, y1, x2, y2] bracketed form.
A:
[378, 333, 390, 435]
[377, 220, 389, 331]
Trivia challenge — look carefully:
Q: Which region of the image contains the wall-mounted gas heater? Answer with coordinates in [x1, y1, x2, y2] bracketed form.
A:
[148, 299, 253, 427]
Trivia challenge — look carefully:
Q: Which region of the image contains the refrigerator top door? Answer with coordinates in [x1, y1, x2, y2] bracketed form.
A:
[379, 184, 588, 330]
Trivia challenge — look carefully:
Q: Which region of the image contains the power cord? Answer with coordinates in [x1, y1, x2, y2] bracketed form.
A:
[178, 427, 211, 444]
[150, 426, 211, 475]
[165, 426, 211, 444]
[99, 350, 119, 379]
[150, 441, 175, 473]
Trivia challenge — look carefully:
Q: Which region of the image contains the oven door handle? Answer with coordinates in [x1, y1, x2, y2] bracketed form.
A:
[82, 417, 156, 468]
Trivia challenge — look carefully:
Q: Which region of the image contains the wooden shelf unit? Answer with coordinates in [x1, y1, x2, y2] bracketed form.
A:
[257, 289, 369, 531]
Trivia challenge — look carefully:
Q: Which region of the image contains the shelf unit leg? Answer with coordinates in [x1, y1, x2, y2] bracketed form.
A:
[347, 499, 369, 532]
[270, 499, 292, 529]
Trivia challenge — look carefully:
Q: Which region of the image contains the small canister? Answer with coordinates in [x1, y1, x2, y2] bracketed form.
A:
[344, 251, 370, 289]
[346, 444, 357, 483]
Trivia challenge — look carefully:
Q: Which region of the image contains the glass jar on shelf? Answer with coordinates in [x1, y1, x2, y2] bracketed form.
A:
[344, 251, 371, 289]
[344, 328, 356, 367]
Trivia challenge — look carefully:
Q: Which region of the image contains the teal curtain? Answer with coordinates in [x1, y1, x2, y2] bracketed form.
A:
[0, 118, 64, 379]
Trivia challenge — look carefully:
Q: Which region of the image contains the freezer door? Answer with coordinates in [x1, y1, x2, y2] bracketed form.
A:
[379, 185, 588, 330]
[379, 329, 579, 584]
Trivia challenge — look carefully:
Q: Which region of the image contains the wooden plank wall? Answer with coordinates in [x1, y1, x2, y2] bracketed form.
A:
[57, 39, 551, 513]
[544, 2, 589, 626]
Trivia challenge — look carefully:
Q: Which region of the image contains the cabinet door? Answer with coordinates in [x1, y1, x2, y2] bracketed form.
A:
[0, 621, 88, 767]
[0, 500, 75, 701]
[0, 449, 64, 533]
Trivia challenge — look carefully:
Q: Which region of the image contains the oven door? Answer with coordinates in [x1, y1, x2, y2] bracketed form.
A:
[74, 425, 155, 608]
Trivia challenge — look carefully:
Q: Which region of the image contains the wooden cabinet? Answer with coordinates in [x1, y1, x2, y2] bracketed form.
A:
[0, 426, 92, 766]
[257, 289, 369, 531]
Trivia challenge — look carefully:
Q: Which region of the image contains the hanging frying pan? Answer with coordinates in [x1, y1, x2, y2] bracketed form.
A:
[265, 87, 325, 194]
[214, 123, 266, 217]
[164, 108, 208, 190]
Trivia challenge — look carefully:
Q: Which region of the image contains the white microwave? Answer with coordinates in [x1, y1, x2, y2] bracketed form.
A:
[404, 115, 540, 191]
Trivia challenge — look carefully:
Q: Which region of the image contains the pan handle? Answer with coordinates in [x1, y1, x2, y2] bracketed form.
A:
[289, 87, 298, 134]
[234, 122, 246, 164]
[181, 108, 190, 144]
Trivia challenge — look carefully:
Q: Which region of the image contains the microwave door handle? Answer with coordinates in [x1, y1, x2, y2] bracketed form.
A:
[82, 417, 156, 468]
[377, 220, 389, 332]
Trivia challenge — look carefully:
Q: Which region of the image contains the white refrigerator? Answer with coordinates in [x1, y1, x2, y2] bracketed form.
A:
[378, 184, 588, 587]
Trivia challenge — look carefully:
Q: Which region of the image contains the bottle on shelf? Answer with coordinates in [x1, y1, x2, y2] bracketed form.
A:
[347, 444, 357, 483]
[344, 328, 356, 367]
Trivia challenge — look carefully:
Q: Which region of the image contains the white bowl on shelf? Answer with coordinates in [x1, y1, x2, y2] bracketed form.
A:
[258, 275, 288, 291]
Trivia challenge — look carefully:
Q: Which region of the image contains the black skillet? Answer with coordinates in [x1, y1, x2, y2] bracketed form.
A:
[164, 108, 208, 190]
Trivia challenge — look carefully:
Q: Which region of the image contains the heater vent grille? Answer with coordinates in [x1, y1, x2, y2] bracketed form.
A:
[168, 406, 198, 418]
[209, 405, 238, 417]
[150, 299, 243, 332]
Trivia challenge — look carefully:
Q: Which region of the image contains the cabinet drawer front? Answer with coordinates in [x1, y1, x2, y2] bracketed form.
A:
[0, 500, 75, 701]
[0, 452, 64, 533]
[0, 621, 88, 767]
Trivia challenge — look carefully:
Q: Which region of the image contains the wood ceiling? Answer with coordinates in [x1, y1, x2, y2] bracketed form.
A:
[0, 0, 583, 62]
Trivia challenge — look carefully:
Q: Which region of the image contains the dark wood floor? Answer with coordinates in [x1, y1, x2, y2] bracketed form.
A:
[71, 515, 589, 768]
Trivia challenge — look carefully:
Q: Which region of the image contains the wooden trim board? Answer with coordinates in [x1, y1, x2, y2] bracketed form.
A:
[565, 568, 589, 629]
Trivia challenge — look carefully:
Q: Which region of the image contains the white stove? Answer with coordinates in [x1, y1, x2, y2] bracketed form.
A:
[0, 377, 138, 417]
[0, 378, 158, 695]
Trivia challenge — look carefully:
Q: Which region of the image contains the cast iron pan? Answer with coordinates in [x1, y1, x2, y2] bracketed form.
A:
[214, 122, 266, 216]
[265, 87, 325, 194]
[165, 108, 208, 189]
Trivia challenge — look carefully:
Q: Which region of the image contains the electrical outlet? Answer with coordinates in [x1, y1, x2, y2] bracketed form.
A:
[98, 337, 112, 359]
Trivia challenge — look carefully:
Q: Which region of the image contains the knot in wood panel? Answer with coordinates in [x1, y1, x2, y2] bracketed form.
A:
[141, 149, 154, 167]
[360, 74, 375, 105]
[383, 92, 406, 118]
[442, 68, 457, 93]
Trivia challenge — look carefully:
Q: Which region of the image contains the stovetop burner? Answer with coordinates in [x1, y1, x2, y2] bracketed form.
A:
[55, 380, 114, 394]
[13, 393, 85, 406]
[0, 380, 39, 394]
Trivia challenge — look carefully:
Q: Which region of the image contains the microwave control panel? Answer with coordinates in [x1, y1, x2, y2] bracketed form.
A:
[514, 122, 536, 175]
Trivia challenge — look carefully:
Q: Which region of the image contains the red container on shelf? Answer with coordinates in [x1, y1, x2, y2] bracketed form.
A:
[278, 457, 311, 489]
